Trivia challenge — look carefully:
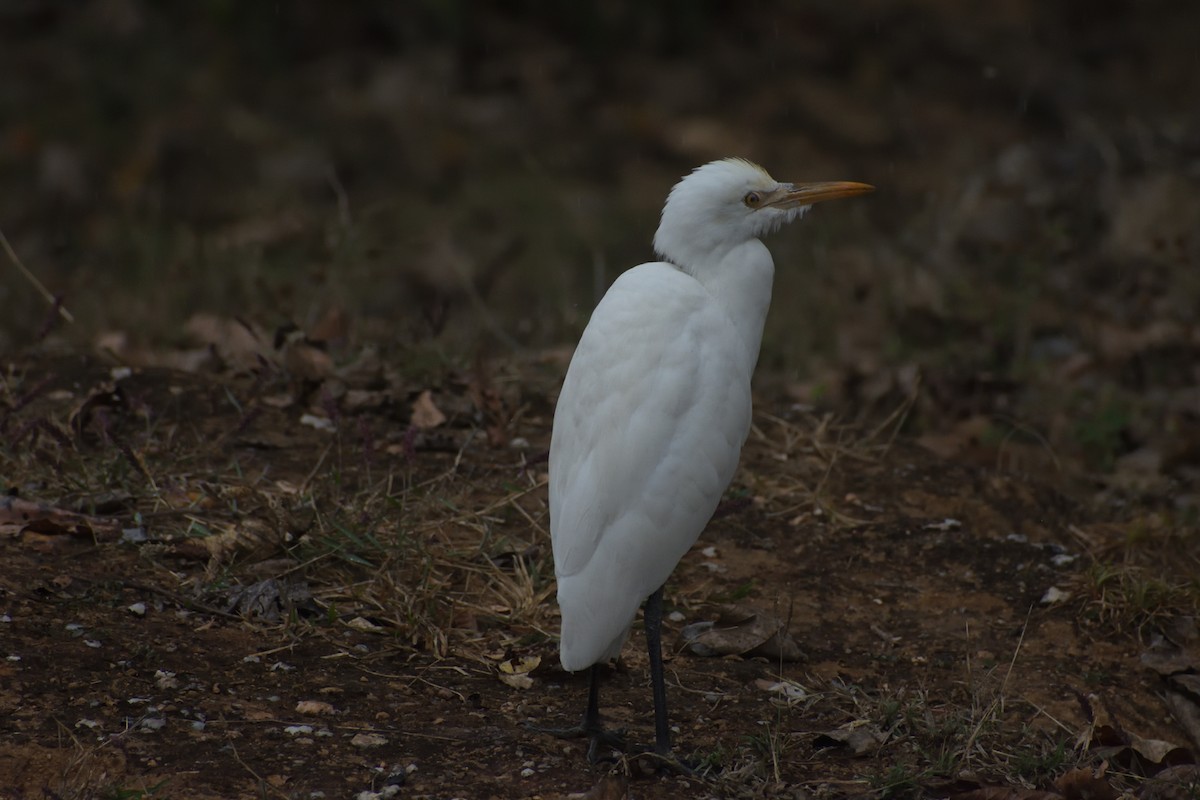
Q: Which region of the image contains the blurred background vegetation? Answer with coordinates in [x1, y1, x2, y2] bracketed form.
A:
[2, 0, 1198, 504]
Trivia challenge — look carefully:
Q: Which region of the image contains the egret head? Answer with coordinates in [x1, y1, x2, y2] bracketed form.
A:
[653, 158, 873, 269]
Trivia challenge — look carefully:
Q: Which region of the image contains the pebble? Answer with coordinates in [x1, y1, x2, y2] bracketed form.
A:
[1040, 586, 1070, 604]
[350, 732, 388, 748]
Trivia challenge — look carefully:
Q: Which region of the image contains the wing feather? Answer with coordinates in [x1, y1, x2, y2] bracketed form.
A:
[550, 262, 752, 670]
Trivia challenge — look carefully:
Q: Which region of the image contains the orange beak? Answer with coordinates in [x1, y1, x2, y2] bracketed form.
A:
[768, 181, 875, 208]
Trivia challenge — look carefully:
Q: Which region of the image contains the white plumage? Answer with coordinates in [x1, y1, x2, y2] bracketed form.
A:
[545, 158, 872, 759]
[552, 263, 753, 669]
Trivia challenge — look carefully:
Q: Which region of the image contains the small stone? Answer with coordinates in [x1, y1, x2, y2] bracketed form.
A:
[128, 602, 147, 617]
[1041, 586, 1070, 604]
[296, 700, 337, 715]
[350, 732, 388, 748]
[121, 527, 148, 544]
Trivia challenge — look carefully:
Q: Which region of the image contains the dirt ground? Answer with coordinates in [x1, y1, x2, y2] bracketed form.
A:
[0, 355, 1192, 800]
[2, 3, 1199, 799]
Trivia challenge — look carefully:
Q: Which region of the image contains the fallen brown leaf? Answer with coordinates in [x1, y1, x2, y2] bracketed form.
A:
[1138, 764, 1200, 800]
[812, 720, 888, 756]
[0, 496, 122, 541]
[171, 517, 288, 574]
[282, 340, 334, 382]
[184, 313, 272, 372]
[953, 789, 1061, 800]
[678, 604, 803, 661]
[567, 773, 628, 800]
[1054, 766, 1118, 800]
[411, 390, 447, 429]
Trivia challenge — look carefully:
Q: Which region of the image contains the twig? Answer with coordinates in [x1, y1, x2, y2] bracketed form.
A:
[87, 576, 246, 621]
[228, 739, 290, 800]
[298, 439, 334, 495]
[0, 225, 74, 323]
[325, 162, 353, 232]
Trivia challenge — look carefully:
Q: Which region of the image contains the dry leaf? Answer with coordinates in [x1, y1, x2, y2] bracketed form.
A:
[498, 672, 533, 690]
[1054, 766, 1118, 800]
[345, 617, 385, 633]
[567, 774, 629, 800]
[282, 341, 334, 381]
[411, 390, 447, 429]
[171, 518, 287, 571]
[0, 496, 122, 541]
[813, 720, 888, 756]
[1163, 690, 1200, 752]
[678, 604, 803, 661]
[1138, 764, 1200, 800]
[754, 678, 808, 701]
[498, 654, 541, 690]
[499, 655, 541, 674]
[1089, 722, 1192, 773]
[216, 577, 312, 621]
[953, 789, 1062, 800]
[184, 313, 272, 372]
[1142, 635, 1199, 676]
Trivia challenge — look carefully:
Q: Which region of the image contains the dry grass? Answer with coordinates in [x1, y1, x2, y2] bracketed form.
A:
[2, 354, 1195, 798]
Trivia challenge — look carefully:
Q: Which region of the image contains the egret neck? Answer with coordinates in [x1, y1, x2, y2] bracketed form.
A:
[675, 238, 775, 371]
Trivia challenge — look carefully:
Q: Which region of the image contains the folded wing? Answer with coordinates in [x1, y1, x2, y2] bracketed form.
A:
[550, 262, 753, 671]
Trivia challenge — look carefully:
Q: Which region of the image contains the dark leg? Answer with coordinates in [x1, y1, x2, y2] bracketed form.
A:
[530, 592, 696, 772]
[525, 663, 626, 762]
[583, 663, 602, 729]
[639, 588, 697, 776]
[644, 586, 672, 756]
[580, 664, 627, 761]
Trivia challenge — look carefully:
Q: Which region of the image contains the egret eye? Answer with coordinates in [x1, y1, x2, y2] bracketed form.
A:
[743, 191, 763, 208]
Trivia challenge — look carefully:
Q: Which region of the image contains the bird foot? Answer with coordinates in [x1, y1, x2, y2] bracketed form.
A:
[628, 748, 699, 778]
[523, 720, 629, 764]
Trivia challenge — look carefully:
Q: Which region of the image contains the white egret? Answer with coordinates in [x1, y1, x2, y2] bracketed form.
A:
[545, 158, 872, 764]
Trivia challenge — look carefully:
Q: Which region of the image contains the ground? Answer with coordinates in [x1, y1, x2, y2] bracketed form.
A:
[1, 3, 1199, 799]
